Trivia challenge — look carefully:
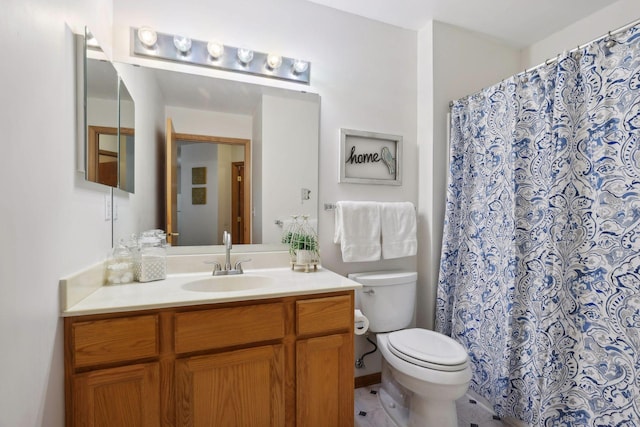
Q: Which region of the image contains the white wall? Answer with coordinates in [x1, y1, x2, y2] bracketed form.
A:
[0, 0, 114, 425]
[166, 106, 252, 139]
[113, 63, 166, 242]
[260, 95, 319, 243]
[252, 100, 264, 242]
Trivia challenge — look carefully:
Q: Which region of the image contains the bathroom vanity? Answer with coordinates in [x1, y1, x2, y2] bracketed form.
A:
[61, 254, 359, 427]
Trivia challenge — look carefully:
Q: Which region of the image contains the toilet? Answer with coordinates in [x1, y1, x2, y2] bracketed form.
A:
[350, 271, 471, 427]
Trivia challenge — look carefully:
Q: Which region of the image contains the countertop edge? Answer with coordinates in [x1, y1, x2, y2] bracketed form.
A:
[61, 264, 362, 318]
[60, 284, 361, 317]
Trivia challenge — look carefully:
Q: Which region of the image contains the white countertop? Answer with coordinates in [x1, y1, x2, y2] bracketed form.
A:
[61, 266, 361, 317]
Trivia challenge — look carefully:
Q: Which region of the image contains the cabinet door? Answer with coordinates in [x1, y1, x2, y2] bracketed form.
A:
[176, 344, 285, 427]
[296, 333, 354, 427]
[72, 363, 160, 427]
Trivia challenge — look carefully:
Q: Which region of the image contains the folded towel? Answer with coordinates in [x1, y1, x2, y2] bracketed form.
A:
[381, 202, 417, 259]
[334, 201, 381, 262]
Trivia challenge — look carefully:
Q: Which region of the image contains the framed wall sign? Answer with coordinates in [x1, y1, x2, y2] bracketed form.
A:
[339, 128, 402, 185]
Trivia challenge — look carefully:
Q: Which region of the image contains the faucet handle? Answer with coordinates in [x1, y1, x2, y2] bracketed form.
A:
[234, 258, 252, 273]
[206, 260, 222, 275]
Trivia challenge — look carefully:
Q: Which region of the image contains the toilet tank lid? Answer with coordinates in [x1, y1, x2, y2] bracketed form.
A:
[348, 271, 417, 286]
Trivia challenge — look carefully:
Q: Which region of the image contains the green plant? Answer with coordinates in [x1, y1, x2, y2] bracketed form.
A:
[282, 231, 318, 254]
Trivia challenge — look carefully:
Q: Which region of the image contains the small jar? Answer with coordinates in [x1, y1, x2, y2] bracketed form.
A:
[134, 230, 167, 282]
[105, 240, 135, 285]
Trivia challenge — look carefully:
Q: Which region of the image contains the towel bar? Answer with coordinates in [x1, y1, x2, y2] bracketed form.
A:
[324, 202, 416, 211]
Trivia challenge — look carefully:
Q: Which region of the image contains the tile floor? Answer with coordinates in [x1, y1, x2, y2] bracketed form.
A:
[354, 385, 509, 427]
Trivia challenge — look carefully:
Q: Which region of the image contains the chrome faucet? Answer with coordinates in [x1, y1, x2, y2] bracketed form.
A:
[223, 231, 232, 271]
[212, 231, 251, 275]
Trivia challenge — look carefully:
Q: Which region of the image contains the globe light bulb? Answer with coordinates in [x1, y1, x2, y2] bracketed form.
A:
[266, 53, 283, 70]
[173, 35, 192, 53]
[137, 27, 157, 48]
[207, 41, 225, 59]
[292, 59, 309, 74]
[237, 48, 254, 65]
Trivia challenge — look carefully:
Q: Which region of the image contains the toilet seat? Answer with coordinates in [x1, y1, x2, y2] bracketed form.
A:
[387, 328, 468, 372]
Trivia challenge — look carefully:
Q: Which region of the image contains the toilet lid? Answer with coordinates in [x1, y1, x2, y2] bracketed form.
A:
[387, 329, 469, 372]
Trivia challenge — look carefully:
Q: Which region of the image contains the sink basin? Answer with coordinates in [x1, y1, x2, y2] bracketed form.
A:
[181, 274, 277, 292]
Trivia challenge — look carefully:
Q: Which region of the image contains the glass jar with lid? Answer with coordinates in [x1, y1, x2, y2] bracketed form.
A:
[134, 229, 167, 282]
[105, 239, 135, 284]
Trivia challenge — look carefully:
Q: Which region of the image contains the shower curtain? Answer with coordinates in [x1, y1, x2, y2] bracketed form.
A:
[436, 25, 640, 426]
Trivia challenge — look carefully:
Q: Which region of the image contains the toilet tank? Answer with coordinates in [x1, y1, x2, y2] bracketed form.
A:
[349, 271, 417, 333]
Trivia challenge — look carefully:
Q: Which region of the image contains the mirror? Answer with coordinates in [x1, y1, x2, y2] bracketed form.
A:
[118, 78, 135, 192]
[115, 63, 320, 247]
[83, 29, 135, 192]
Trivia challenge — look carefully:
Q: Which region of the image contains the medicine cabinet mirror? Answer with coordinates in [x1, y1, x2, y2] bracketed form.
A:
[82, 28, 135, 193]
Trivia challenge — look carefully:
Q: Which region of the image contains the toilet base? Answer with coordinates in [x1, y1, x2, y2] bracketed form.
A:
[408, 395, 458, 427]
[378, 384, 459, 427]
[378, 387, 408, 427]
[379, 356, 464, 427]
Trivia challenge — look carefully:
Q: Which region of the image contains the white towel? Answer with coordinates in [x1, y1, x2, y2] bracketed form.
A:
[333, 201, 381, 262]
[380, 202, 417, 259]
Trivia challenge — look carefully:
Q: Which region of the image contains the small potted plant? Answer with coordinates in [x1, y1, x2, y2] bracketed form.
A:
[281, 215, 319, 271]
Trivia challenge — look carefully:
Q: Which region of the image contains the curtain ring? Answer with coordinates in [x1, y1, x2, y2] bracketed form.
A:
[573, 45, 582, 60]
[605, 31, 617, 48]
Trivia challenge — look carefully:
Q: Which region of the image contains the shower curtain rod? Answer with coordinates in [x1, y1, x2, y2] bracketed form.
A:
[523, 16, 640, 74]
[449, 16, 640, 108]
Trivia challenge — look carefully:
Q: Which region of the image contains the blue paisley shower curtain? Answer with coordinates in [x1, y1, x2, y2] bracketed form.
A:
[436, 25, 640, 426]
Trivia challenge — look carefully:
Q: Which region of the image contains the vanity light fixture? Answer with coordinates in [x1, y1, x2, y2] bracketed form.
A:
[173, 35, 192, 54]
[137, 27, 158, 48]
[266, 53, 283, 70]
[207, 41, 225, 59]
[131, 27, 311, 84]
[292, 59, 309, 74]
[237, 48, 254, 65]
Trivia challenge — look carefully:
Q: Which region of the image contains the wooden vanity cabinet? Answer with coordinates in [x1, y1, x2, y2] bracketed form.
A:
[65, 314, 161, 427]
[64, 291, 354, 427]
[173, 302, 286, 427]
[296, 295, 354, 427]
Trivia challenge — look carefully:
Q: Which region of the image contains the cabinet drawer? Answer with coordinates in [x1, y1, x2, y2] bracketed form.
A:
[296, 295, 352, 336]
[72, 315, 159, 368]
[174, 302, 285, 354]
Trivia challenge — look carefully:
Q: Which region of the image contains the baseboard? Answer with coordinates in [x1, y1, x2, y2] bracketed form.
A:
[354, 372, 381, 389]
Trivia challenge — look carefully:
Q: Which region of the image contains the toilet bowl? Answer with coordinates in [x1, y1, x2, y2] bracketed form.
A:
[350, 271, 472, 427]
[377, 329, 472, 427]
